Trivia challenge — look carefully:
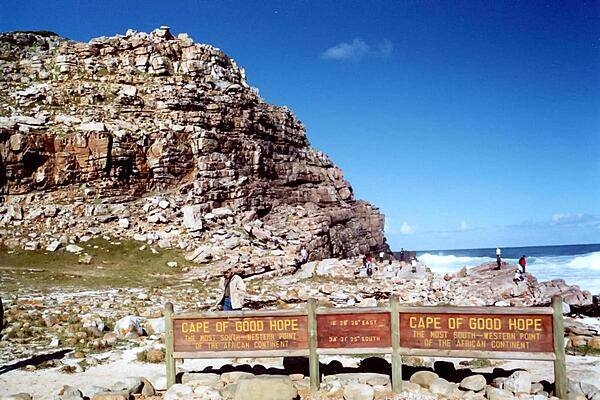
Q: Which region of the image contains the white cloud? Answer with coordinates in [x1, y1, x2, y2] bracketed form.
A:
[321, 38, 393, 61]
[400, 222, 415, 235]
[459, 220, 469, 231]
[551, 213, 600, 227]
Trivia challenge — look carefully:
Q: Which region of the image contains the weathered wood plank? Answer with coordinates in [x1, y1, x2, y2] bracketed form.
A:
[398, 347, 556, 361]
[396, 306, 553, 315]
[173, 349, 310, 359]
[173, 314, 309, 353]
[552, 296, 567, 399]
[317, 312, 391, 348]
[399, 312, 554, 353]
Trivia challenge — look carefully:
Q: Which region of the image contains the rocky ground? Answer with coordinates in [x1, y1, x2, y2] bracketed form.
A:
[1, 257, 599, 400]
[1, 26, 599, 400]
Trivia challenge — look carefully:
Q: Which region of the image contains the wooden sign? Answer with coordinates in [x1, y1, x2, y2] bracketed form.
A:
[399, 312, 554, 353]
[173, 314, 309, 352]
[317, 312, 391, 348]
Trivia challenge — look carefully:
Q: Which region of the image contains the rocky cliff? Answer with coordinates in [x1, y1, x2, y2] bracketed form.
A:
[0, 27, 388, 271]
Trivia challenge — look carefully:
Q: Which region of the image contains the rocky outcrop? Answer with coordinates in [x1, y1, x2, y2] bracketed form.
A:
[0, 27, 388, 268]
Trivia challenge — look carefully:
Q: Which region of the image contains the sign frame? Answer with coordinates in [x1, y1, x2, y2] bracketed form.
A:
[164, 296, 567, 398]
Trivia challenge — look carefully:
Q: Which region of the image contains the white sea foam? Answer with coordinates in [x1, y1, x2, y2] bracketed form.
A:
[418, 253, 494, 274]
[567, 252, 600, 270]
[419, 252, 600, 295]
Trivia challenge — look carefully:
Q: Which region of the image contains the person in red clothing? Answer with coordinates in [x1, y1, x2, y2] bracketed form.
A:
[518, 255, 527, 273]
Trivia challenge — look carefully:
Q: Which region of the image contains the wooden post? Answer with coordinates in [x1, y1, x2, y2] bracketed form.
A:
[308, 298, 320, 392]
[390, 295, 402, 393]
[552, 296, 567, 399]
[164, 302, 176, 388]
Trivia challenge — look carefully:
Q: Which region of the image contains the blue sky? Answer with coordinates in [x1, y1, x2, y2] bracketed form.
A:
[1, 1, 599, 250]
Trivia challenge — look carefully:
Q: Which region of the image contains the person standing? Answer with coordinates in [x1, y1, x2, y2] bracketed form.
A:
[495, 247, 502, 270]
[379, 251, 385, 263]
[518, 255, 527, 273]
[400, 248, 405, 262]
[214, 268, 246, 311]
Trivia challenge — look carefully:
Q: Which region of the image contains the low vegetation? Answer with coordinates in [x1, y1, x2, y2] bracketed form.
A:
[0, 238, 189, 292]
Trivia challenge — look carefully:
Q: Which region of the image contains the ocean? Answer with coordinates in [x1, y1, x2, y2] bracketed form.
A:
[414, 243, 600, 296]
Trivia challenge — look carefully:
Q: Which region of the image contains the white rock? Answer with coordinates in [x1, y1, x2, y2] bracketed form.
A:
[182, 205, 203, 232]
[410, 371, 439, 389]
[167, 261, 178, 268]
[504, 371, 532, 394]
[145, 318, 165, 335]
[114, 315, 143, 337]
[119, 85, 137, 97]
[460, 374, 487, 392]
[158, 200, 170, 209]
[343, 382, 374, 400]
[133, 233, 147, 242]
[66, 244, 84, 253]
[46, 240, 61, 252]
[118, 218, 130, 229]
[163, 384, 193, 400]
[78, 122, 106, 132]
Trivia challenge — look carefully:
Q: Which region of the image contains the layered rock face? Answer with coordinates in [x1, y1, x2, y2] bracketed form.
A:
[0, 28, 388, 269]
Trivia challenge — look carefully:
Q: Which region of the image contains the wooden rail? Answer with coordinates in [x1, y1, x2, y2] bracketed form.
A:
[164, 296, 567, 398]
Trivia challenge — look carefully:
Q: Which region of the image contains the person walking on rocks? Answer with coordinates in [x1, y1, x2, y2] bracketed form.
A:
[495, 247, 502, 270]
[214, 268, 246, 311]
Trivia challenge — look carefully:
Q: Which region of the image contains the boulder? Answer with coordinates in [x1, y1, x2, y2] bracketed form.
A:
[487, 387, 517, 400]
[460, 374, 487, 392]
[409, 371, 439, 389]
[113, 316, 143, 337]
[233, 376, 297, 400]
[343, 383, 374, 400]
[429, 377, 457, 398]
[163, 384, 193, 400]
[504, 371, 531, 394]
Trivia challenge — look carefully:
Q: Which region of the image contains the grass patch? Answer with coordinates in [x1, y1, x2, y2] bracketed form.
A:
[0, 238, 189, 292]
[568, 345, 600, 356]
[468, 358, 493, 368]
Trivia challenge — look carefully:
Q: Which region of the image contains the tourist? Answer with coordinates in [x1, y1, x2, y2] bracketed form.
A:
[400, 248, 405, 262]
[379, 251, 385, 263]
[518, 255, 527, 273]
[411, 256, 417, 273]
[495, 247, 502, 270]
[213, 268, 246, 311]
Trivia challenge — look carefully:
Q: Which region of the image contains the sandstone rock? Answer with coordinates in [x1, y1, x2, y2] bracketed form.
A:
[181, 372, 220, 386]
[588, 336, 600, 349]
[504, 371, 532, 394]
[233, 376, 297, 400]
[460, 374, 487, 392]
[429, 377, 457, 398]
[487, 387, 517, 400]
[343, 383, 374, 400]
[192, 386, 221, 400]
[163, 384, 193, 400]
[46, 240, 62, 252]
[113, 316, 143, 337]
[220, 371, 255, 384]
[409, 371, 439, 389]
[66, 244, 84, 253]
[91, 392, 128, 400]
[0, 394, 33, 400]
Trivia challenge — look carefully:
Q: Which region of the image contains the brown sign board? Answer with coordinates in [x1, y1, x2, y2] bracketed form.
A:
[173, 315, 309, 352]
[399, 313, 554, 353]
[317, 312, 391, 348]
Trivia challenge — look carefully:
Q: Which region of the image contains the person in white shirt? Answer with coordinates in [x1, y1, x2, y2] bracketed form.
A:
[495, 247, 502, 270]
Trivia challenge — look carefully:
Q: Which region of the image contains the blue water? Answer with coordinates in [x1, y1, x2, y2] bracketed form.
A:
[414, 243, 600, 295]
